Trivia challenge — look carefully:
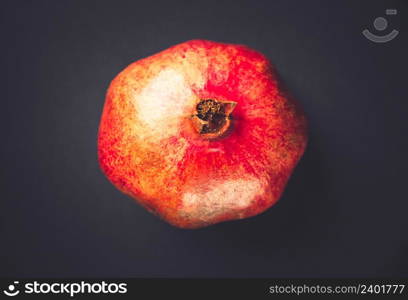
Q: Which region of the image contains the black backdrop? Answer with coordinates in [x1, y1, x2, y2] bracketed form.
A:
[1, 0, 407, 277]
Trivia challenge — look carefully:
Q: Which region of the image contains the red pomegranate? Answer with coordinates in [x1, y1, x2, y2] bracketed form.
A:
[98, 40, 307, 228]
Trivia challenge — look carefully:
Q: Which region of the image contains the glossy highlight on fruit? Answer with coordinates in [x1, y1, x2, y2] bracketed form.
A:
[98, 40, 308, 228]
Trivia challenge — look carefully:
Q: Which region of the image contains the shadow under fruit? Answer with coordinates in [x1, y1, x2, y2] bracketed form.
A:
[97, 40, 308, 229]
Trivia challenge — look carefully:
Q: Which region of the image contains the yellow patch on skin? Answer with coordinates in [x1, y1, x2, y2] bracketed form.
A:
[124, 45, 209, 142]
[135, 68, 194, 139]
[126, 136, 188, 209]
[174, 45, 209, 89]
[181, 177, 264, 222]
[254, 60, 268, 73]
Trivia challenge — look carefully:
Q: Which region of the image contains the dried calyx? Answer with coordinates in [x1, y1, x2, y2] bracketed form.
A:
[191, 99, 237, 139]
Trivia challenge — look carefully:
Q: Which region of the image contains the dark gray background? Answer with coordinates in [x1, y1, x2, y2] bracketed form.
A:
[1, 0, 407, 277]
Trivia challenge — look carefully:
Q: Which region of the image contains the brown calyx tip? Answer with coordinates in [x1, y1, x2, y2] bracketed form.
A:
[191, 99, 237, 139]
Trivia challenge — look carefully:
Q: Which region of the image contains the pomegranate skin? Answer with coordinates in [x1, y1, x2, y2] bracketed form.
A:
[98, 40, 307, 229]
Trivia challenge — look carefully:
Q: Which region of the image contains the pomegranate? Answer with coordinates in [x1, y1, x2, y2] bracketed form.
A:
[98, 40, 307, 228]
